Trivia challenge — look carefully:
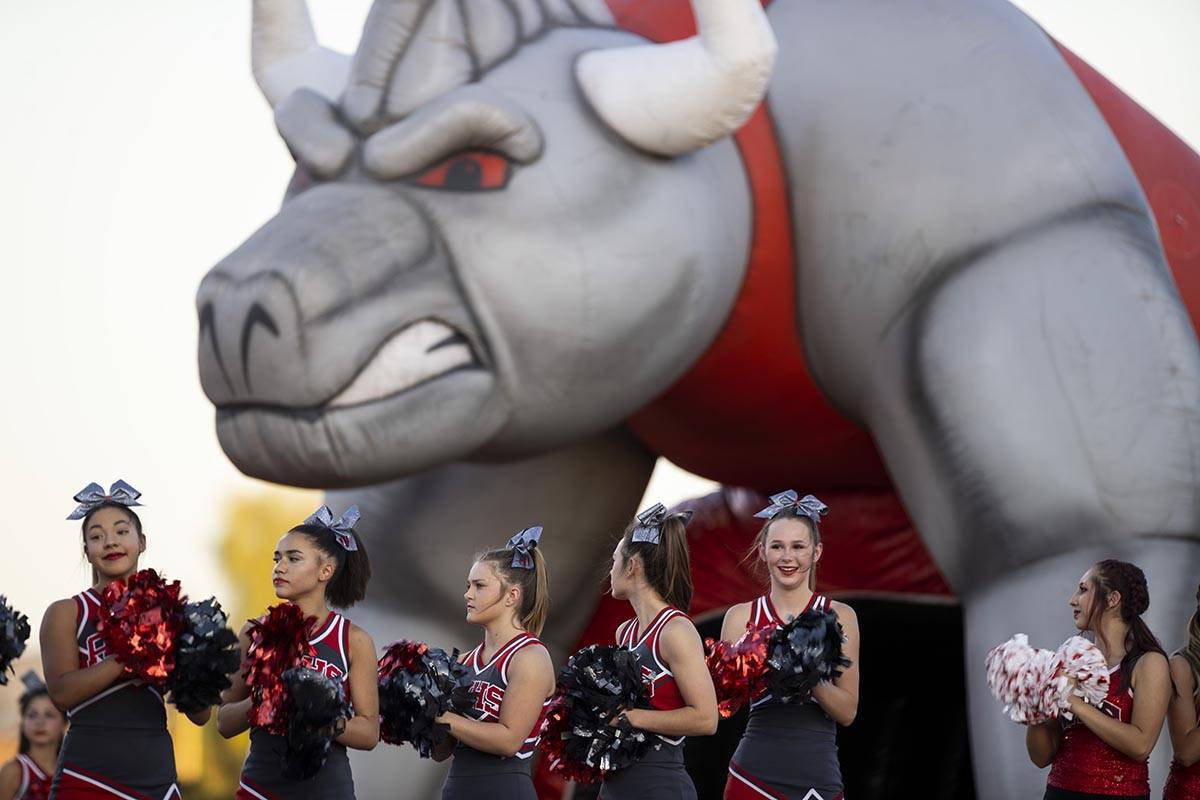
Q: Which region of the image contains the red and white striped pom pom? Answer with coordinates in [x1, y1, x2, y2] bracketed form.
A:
[1050, 636, 1110, 718]
[985, 634, 1059, 725]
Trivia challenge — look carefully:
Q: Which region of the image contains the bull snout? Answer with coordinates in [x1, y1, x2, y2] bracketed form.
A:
[197, 183, 481, 409]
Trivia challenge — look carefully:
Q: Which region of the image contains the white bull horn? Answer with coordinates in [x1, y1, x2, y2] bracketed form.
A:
[252, 0, 352, 108]
[575, 0, 778, 157]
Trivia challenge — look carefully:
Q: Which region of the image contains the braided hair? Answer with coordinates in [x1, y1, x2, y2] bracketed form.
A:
[1088, 559, 1168, 693]
[1176, 584, 1200, 700]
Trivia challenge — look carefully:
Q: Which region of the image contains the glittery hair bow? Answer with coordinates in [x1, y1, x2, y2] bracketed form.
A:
[19, 670, 44, 694]
[505, 526, 543, 569]
[630, 503, 694, 544]
[754, 490, 829, 526]
[66, 479, 144, 520]
[303, 505, 360, 552]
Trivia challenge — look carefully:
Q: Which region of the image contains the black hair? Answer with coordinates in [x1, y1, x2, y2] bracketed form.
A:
[290, 523, 372, 608]
[619, 515, 692, 612]
[80, 502, 144, 583]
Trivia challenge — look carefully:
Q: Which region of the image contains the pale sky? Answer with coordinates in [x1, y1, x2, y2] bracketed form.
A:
[0, 0, 1196, 641]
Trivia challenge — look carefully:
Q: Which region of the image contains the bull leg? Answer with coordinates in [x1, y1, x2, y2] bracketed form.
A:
[327, 427, 656, 800]
[854, 207, 1200, 799]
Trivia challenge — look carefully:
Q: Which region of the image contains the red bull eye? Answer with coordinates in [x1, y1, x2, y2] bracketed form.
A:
[411, 150, 513, 192]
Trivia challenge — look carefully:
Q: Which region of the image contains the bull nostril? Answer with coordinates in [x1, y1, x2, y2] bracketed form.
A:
[241, 303, 281, 393]
[199, 302, 234, 393]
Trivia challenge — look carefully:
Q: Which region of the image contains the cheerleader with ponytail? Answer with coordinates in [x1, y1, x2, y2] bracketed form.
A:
[218, 505, 379, 799]
[40, 481, 208, 799]
[600, 504, 718, 800]
[719, 492, 859, 800]
[0, 672, 65, 800]
[1165, 584, 1200, 800]
[435, 526, 555, 800]
[1026, 559, 1171, 800]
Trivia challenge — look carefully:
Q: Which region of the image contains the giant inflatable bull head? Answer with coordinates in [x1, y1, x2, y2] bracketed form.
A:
[199, 0, 1200, 797]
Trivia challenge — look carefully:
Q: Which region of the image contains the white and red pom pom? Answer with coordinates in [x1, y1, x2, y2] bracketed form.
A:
[985, 634, 1057, 724]
[986, 634, 1112, 725]
[1051, 636, 1110, 717]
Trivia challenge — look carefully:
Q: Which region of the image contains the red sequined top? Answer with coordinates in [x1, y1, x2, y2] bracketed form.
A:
[1047, 665, 1148, 797]
[1165, 693, 1200, 800]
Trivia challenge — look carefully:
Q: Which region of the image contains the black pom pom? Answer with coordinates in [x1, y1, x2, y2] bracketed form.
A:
[541, 645, 656, 784]
[377, 641, 471, 758]
[168, 598, 240, 714]
[280, 667, 352, 780]
[0, 596, 31, 686]
[765, 607, 851, 703]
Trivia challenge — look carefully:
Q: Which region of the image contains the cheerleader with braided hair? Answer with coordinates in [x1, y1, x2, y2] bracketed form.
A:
[1027, 559, 1172, 800]
[1165, 584, 1200, 800]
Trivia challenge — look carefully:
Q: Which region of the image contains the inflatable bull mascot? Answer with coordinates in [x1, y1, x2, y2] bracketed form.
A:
[198, 0, 1200, 796]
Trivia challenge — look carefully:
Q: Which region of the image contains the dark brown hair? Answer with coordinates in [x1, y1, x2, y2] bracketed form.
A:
[619, 515, 692, 612]
[80, 502, 144, 584]
[290, 524, 372, 609]
[1087, 559, 1169, 693]
[475, 546, 550, 636]
[742, 513, 821, 590]
[18, 683, 63, 755]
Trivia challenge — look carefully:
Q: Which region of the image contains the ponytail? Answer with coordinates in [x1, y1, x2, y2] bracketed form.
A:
[1177, 585, 1200, 699]
[477, 545, 551, 636]
[1089, 559, 1169, 693]
[291, 523, 372, 608]
[620, 514, 693, 612]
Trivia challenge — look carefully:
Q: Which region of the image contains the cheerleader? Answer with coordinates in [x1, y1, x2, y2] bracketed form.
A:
[1165, 584, 1200, 800]
[600, 504, 718, 800]
[434, 526, 555, 800]
[39, 480, 208, 798]
[0, 672, 65, 800]
[1026, 559, 1172, 800]
[218, 505, 379, 799]
[720, 491, 859, 800]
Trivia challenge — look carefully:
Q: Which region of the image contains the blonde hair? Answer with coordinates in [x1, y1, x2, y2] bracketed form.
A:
[742, 514, 820, 590]
[476, 546, 550, 636]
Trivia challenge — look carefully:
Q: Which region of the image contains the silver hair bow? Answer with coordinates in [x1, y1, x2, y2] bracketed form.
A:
[20, 670, 44, 694]
[303, 505, 361, 552]
[506, 526, 543, 569]
[66, 479, 143, 520]
[631, 503, 694, 544]
[754, 490, 829, 525]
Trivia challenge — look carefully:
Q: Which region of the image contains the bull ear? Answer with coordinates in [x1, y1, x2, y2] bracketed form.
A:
[575, 0, 777, 157]
[252, 0, 352, 108]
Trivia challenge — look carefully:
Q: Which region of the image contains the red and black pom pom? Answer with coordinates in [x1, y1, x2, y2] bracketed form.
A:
[540, 644, 655, 785]
[378, 640, 471, 758]
[243, 603, 317, 735]
[98, 569, 186, 686]
[280, 667, 352, 780]
[0, 596, 30, 686]
[764, 607, 851, 703]
[168, 598, 240, 715]
[705, 624, 772, 717]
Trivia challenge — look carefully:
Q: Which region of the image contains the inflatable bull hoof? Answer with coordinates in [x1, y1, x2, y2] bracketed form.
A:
[200, 1, 1200, 797]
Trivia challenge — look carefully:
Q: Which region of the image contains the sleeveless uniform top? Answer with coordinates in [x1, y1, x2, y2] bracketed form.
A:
[618, 607, 689, 746]
[1165, 697, 1200, 800]
[726, 593, 844, 800]
[599, 608, 698, 800]
[448, 632, 549, 777]
[14, 754, 50, 800]
[237, 611, 355, 800]
[50, 588, 181, 799]
[1047, 665, 1149, 797]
